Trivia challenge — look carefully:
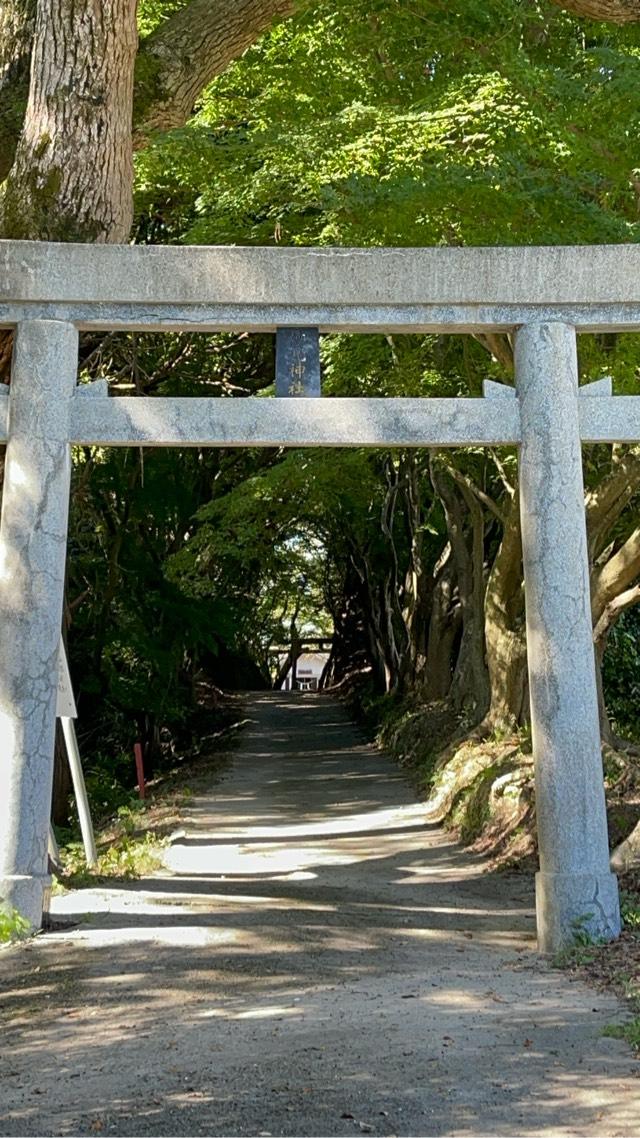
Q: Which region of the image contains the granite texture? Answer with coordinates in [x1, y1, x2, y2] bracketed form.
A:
[0, 320, 77, 929]
[0, 247, 637, 954]
[0, 242, 640, 332]
[69, 395, 522, 448]
[2, 241, 640, 306]
[515, 321, 620, 952]
[579, 396, 640, 442]
[3, 301, 640, 335]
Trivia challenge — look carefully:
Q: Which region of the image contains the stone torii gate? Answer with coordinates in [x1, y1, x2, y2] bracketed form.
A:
[1, 242, 638, 953]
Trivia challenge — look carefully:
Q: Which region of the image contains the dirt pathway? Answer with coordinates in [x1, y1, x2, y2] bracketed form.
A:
[0, 693, 637, 1136]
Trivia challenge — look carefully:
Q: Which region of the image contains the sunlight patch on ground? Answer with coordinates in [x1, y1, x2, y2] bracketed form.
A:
[199, 1004, 303, 1020]
[163, 840, 366, 876]
[50, 925, 239, 948]
[181, 801, 429, 841]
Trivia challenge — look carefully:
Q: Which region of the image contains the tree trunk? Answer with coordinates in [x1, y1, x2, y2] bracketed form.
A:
[551, 0, 640, 21]
[399, 453, 431, 687]
[0, 0, 300, 204]
[0, 0, 138, 243]
[0, 0, 35, 182]
[422, 552, 459, 701]
[430, 458, 490, 719]
[483, 499, 529, 728]
[134, 0, 296, 142]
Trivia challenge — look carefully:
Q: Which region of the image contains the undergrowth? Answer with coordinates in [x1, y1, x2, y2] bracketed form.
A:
[363, 692, 640, 873]
[0, 907, 31, 944]
[54, 703, 243, 890]
[54, 800, 167, 889]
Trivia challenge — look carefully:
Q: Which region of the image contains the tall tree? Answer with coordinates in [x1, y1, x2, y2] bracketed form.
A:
[0, 0, 298, 242]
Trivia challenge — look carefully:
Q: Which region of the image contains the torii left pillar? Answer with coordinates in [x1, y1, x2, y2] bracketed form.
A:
[0, 320, 77, 928]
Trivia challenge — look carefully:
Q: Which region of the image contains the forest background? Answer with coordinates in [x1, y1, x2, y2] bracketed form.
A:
[1, 0, 640, 865]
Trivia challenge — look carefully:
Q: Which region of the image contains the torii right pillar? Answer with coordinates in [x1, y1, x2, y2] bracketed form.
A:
[516, 321, 621, 953]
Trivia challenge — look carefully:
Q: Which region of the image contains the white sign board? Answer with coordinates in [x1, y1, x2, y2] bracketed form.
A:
[56, 641, 77, 719]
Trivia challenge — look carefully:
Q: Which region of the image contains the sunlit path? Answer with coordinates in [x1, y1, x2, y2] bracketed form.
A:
[0, 694, 636, 1137]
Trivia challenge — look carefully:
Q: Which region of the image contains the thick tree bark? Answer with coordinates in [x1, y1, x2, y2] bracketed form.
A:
[134, 0, 297, 142]
[551, 0, 640, 21]
[483, 500, 528, 728]
[586, 446, 640, 562]
[0, 0, 35, 182]
[423, 551, 459, 701]
[0, 0, 138, 242]
[430, 458, 490, 718]
[0, 0, 299, 196]
[401, 456, 431, 686]
[591, 525, 640, 624]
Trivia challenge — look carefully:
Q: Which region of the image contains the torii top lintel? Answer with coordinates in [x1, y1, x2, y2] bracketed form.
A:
[1, 240, 639, 333]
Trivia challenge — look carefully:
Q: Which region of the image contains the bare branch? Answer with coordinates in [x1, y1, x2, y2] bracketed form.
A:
[585, 445, 640, 560]
[472, 332, 514, 373]
[591, 524, 640, 622]
[488, 449, 517, 499]
[441, 461, 507, 528]
[593, 582, 640, 646]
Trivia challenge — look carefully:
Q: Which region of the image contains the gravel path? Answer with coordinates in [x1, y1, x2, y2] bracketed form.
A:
[0, 692, 637, 1137]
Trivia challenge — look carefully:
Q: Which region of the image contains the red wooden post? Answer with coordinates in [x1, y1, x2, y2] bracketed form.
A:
[134, 742, 145, 799]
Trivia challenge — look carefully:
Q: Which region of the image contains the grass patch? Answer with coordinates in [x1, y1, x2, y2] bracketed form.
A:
[603, 1018, 640, 1050]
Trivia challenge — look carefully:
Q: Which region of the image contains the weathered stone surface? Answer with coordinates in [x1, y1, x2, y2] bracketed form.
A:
[2, 241, 640, 305]
[0, 245, 636, 958]
[69, 395, 522, 448]
[580, 376, 612, 398]
[579, 395, 640, 442]
[1, 242, 640, 332]
[516, 321, 620, 953]
[0, 320, 78, 930]
[536, 873, 621, 955]
[5, 300, 640, 333]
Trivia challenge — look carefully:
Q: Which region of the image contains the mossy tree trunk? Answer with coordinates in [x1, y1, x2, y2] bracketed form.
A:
[0, 0, 138, 243]
[0, 0, 299, 243]
[0, 0, 35, 183]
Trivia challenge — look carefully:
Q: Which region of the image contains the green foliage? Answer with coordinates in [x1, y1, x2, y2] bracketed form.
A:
[132, 0, 640, 718]
[0, 906, 30, 944]
[57, 803, 166, 887]
[603, 1019, 640, 1050]
[63, 1, 640, 816]
[621, 889, 640, 929]
[603, 608, 640, 740]
[137, 0, 640, 248]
